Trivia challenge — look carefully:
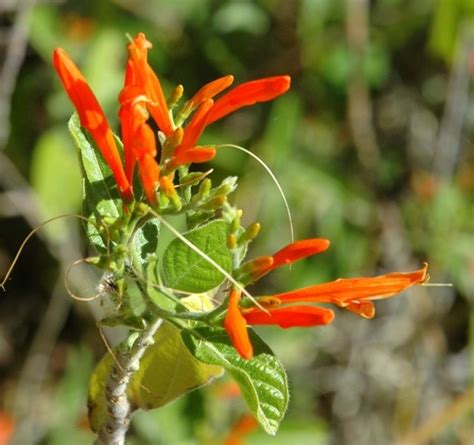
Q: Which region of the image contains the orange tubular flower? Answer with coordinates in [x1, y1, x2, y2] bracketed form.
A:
[224, 288, 253, 360]
[206, 75, 291, 124]
[270, 264, 428, 312]
[126, 33, 173, 136]
[172, 146, 217, 166]
[242, 305, 335, 328]
[236, 238, 330, 283]
[119, 51, 161, 204]
[53, 48, 133, 202]
[133, 124, 160, 205]
[173, 99, 215, 164]
[169, 75, 291, 168]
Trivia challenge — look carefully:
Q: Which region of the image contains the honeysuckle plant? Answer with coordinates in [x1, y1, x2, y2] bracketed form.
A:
[51, 32, 429, 444]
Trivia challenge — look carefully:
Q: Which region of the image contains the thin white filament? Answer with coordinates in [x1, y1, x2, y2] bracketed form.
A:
[218, 143, 295, 244]
[0, 213, 109, 291]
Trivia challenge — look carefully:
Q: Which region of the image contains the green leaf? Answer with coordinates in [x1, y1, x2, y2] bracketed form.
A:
[88, 322, 223, 433]
[162, 220, 232, 293]
[131, 218, 161, 272]
[68, 113, 122, 250]
[182, 327, 289, 435]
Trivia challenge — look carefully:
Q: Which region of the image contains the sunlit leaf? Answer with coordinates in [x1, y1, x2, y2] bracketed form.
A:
[182, 327, 289, 435]
[162, 220, 232, 292]
[88, 322, 223, 433]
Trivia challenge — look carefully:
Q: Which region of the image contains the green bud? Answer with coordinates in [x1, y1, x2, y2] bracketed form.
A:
[238, 222, 261, 244]
[102, 216, 118, 226]
[227, 234, 238, 249]
[201, 195, 227, 211]
[169, 192, 183, 211]
[181, 171, 209, 187]
[158, 192, 170, 209]
[230, 209, 243, 233]
[191, 178, 212, 204]
[212, 177, 238, 197]
[168, 84, 184, 109]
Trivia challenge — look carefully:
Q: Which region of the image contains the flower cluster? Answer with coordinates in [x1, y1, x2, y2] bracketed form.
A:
[53, 32, 290, 206]
[53, 32, 428, 362]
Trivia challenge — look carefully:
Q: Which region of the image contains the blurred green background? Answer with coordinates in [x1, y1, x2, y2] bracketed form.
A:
[0, 0, 473, 444]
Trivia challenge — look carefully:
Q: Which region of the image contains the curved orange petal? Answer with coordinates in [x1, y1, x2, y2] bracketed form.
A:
[270, 238, 330, 270]
[134, 124, 159, 205]
[188, 75, 234, 109]
[127, 33, 173, 136]
[342, 301, 376, 319]
[206, 75, 291, 124]
[224, 288, 253, 360]
[137, 154, 159, 205]
[270, 264, 429, 306]
[53, 48, 132, 202]
[180, 99, 214, 151]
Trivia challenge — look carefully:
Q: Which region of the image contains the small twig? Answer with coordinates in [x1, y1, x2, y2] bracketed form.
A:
[432, 25, 474, 178]
[94, 318, 164, 445]
[345, 0, 380, 172]
[396, 387, 474, 445]
[0, 0, 37, 148]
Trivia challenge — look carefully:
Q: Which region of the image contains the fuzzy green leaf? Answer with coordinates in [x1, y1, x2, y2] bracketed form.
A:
[88, 322, 223, 433]
[162, 220, 232, 292]
[182, 327, 289, 435]
[68, 113, 121, 250]
[131, 218, 161, 274]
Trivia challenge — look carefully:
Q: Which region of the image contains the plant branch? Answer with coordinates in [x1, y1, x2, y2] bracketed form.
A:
[0, 0, 36, 148]
[345, 0, 380, 172]
[94, 317, 164, 445]
[432, 25, 474, 178]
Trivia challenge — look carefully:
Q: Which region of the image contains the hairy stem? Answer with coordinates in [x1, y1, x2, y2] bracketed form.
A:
[94, 318, 164, 445]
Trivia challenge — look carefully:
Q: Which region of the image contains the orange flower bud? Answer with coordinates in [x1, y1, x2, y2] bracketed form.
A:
[172, 146, 217, 167]
[270, 238, 330, 270]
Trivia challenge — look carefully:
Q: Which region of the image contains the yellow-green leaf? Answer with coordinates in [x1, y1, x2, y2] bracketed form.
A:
[88, 322, 223, 432]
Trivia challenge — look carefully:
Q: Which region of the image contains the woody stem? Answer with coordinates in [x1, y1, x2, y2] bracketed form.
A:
[94, 317, 163, 445]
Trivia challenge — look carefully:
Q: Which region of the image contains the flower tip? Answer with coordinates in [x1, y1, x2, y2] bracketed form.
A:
[133, 32, 152, 49]
[52, 48, 78, 84]
[239, 346, 254, 360]
[52, 47, 64, 61]
[277, 75, 291, 93]
[324, 308, 336, 324]
[345, 301, 376, 319]
[421, 262, 429, 283]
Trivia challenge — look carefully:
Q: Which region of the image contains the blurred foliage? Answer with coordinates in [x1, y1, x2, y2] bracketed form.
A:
[1, 0, 473, 444]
